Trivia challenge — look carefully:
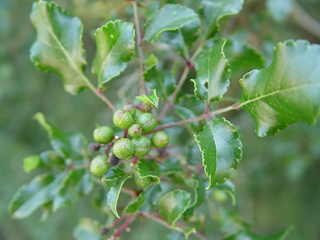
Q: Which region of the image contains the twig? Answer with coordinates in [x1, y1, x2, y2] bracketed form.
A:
[152, 103, 239, 133]
[157, 67, 190, 120]
[291, 1, 320, 39]
[132, 0, 147, 95]
[121, 187, 137, 198]
[140, 212, 208, 240]
[112, 215, 134, 238]
[103, 142, 115, 155]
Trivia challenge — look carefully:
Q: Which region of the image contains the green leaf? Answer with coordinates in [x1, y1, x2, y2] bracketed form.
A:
[33, 112, 88, 160]
[159, 189, 191, 226]
[144, 56, 176, 102]
[53, 169, 93, 211]
[30, 1, 87, 95]
[139, 185, 162, 213]
[23, 150, 65, 173]
[136, 89, 159, 108]
[216, 179, 237, 205]
[161, 18, 200, 56]
[107, 175, 131, 218]
[191, 39, 230, 104]
[194, 118, 242, 188]
[73, 218, 103, 240]
[166, 231, 186, 240]
[144, 4, 198, 43]
[137, 158, 160, 184]
[175, 94, 205, 132]
[92, 189, 113, 216]
[223, 37, 265, 75]
[103, 168, 126, 181]
[123, 184, 158, 214]
[199, 0, 244, 39]
[8, 172, 66, 218]
[223, 226, 293, 240]
[23, 155, 43, 173]
[183, 175, 206, 220]
[238, 40, 320, 137]
[267, 0, 293, 22]
[92, 20, 135, 88]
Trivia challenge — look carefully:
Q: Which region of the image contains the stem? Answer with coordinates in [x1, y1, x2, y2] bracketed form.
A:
[141, 212, 208, 240]
[132, 1, 147, 95]
[158, 67, 190, 121]
[152, 104, 238, 133]
[79, 72, 117, 111]
[113, 215, 134, 237]
[121, 187, 137, 198]
[103, 142, 115, 155]
[291, 1, 320, 39]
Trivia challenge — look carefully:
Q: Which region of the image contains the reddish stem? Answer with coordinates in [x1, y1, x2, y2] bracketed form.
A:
[123, 129, 128, 138]
[113, 215, 133, 237]
[103, 142, 115, 155]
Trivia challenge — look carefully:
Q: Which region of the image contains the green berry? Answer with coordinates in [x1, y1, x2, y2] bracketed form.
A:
[136, 113, 157, 133]
[151, 131, 169, 148]
[132, 136, 152, 157]
[107, 152, 120, 166]
[128, 124, 142, 138]
[134, 172, 152, 188]
[93, 126, 114, 144]
[113, 138, 134, 159]
[123, 103, 136, 116]
[113, 110, 134, 129]
[141, 102, 152, 112]
[90, 155, 110, 176]
[133, 109, 143, 122]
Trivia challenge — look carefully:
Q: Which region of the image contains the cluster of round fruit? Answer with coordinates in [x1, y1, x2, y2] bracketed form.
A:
[88, 103, 169, 179]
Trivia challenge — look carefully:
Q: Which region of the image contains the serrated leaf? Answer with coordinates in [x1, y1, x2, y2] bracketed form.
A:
[92, 20, 135, 88]
[175, 94, 205, 132]
[159, 189, 191, 226]
[183, 175, 206, 220]
[161, 18, 200, 56]
[144, 56, 176, 101]
[123, 184, 157, 214]
[8, 172, 67, 218]
[137, 158, 160, 184]
[107, 175, 131, 218]
[144, 4, 198, 43]
[216, 179, 236, 205]
[199, 0, 244, 39]
[53, 169, 93, 211]
[33, 112, 88, 160]
[191, 39, 230, 104]
[136, 89, 159, 108]
[73, 218, 103, 240]
[223, 226, 293, 240]
[103, 168, 126, 181]
[238, 40, 320, 137]
[194, 118, 242, 188]
[30, 1, 87, 95]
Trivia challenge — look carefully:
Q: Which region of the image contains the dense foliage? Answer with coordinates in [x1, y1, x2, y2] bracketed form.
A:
[2, 0, 320, 239]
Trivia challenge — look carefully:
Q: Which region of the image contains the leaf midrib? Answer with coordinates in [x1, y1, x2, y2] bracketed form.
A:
[239, 81, 320, 107]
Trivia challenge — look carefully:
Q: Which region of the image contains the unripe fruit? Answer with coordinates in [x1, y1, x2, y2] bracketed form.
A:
[123, 103, 136, 116]
[132, 136, 152, 157]
[113, 110, 134, 129]
[93, 126, 114, 144]
[136, 113, 157, 133]
[134, 109, 143, 122]
[141, 102, 152, 112]
[128, 124, 142, 138]
[90, 155, 110, 176]
[88, 143, 101, 152]
[151, 131, 169, 148]
[113, 138, 134, 159]
[107, 152, 120, 166]
[134, 172, 152, 188]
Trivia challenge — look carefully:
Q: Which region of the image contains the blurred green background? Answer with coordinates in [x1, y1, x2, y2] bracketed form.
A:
[1, 0, 320, 239]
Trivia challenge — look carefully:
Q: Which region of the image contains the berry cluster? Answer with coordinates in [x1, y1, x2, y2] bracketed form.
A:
[88, 103, 169, 181]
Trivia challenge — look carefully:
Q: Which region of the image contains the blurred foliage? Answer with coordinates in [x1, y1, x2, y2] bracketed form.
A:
[1, 0, 320, 239]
